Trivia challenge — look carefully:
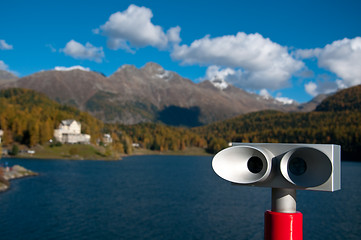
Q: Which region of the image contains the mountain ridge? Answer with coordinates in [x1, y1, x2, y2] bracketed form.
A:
[0, 63, 326, 126]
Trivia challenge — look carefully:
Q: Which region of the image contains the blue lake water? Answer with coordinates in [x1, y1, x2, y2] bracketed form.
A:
[0, 155, 360, 240]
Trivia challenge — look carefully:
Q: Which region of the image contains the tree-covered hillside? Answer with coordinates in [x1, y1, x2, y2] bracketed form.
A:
[117, 122, 207, 152]
[194, 110, 361, 158]
[316, 84, 361, 112]
[0, 88, 103, 146]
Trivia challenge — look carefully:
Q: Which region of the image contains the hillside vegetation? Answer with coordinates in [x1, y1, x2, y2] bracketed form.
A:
[194, 110, 361, 159]
[117, 122, 207, 152]
[0, 88, 104, 146]
[316, 85, 361, 112]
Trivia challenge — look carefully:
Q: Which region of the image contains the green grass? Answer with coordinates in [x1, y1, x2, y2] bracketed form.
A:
[26, 144, 120, 160]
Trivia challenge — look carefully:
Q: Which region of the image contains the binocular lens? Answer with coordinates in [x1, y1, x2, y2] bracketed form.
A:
[247, 156, 263, 173]
[289, 157, 307, 176]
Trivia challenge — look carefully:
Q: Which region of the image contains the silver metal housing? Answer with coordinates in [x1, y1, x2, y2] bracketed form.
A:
[212, 143, 341, 192]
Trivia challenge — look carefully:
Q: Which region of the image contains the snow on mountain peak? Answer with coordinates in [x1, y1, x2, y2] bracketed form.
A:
[55, 66, 90, 72]
[275, 97, 295, 105]
[210, 78, 229, 90]
[204, 66, 231, 90]
[258, 88, 295, 105]
[143, 63, 173, 80]
[155, 69, 173, 80]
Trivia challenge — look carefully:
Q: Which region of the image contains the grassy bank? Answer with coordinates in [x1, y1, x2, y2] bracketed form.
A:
[9, 144, 119, 160]
[4, 144, 211, 161]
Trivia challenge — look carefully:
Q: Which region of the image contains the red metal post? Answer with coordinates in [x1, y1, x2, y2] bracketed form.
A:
[264, 210, 303, 240]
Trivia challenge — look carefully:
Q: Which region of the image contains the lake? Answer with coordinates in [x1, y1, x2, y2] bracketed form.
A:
[0, 156, 360, 240]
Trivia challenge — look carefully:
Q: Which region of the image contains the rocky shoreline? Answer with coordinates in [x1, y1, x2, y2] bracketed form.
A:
[0, 165, 38, 192]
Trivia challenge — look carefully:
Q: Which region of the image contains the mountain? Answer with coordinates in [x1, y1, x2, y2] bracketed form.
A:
[3, 69, 108, 108]
[0, 70, 18, 86]
[1, 62, 313, 126]
[296, 94, 329, 112]
[101, 62, 301, 125]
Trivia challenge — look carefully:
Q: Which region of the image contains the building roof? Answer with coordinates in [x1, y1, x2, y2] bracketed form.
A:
[61, 119, 79, 126]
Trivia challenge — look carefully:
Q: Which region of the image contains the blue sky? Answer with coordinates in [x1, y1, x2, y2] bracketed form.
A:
[1, 0, 360, 103]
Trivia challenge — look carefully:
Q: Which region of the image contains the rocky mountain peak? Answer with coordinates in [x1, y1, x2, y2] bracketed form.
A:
[0, 70, 18, 81]
[142, 62, 173, 80]
[143, 62, 163, 72]
[116, 64, 138, 72]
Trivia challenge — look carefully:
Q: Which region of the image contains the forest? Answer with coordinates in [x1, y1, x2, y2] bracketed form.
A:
[195, 110, 361, 158]
[0, 86, 360, 160]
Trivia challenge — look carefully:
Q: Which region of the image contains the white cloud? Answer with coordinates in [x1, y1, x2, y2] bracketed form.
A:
[54, 66, 91, 72]
[273, 92, 295, 104]
[98, 4, 181, 51]
[305, 82, 318, 97]
[0, 60, 9, 70]
[304, 79, 339, 97]
[0, 40, 13, 50]
[172, 32, 304, 90]
[294, 48, 321, 59]
[297, 37, 361, 90]
[204, 65, 246, 90]
[259, 88, 271, 99]
[317, 37, 361, 87]
[205, 65, 236, 81]
[62, 40, 104, 62]
[0, 60, 18, 76]
[92, 28, 100, 35]
[336, 79, 347, 89]
[46, 44, 57, 53]
[204, 66, 234, 90]
[258, 89, 295, 104]
[167, 26, 182, 44]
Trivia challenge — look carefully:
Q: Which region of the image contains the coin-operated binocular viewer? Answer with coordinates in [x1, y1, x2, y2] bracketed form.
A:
[212, 143, 341, 240]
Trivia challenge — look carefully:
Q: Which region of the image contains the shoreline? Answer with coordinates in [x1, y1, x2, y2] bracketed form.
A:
[0, 165, 38, 192]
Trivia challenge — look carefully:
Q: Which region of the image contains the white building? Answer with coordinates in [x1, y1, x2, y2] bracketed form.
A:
[103, 134, 113, 145]
[0, 129, 3, 144]
[54, 120, 90, 144]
